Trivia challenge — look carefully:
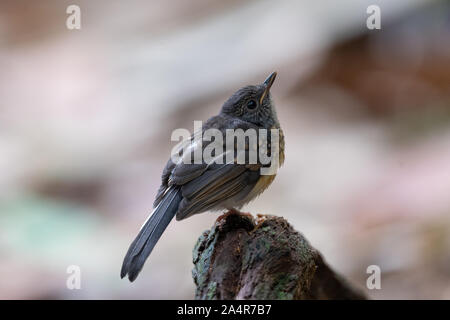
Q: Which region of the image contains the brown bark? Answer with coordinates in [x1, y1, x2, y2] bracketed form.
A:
[192, 211, 366, 300]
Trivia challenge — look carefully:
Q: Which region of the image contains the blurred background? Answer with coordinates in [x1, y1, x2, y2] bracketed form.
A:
[1, 0, 449, 299]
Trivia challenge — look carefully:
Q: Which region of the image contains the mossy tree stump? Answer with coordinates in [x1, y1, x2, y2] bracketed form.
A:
[192, 211, 366, 300]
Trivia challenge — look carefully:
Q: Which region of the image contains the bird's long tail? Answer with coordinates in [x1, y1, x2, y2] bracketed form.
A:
[121, 187, 181, 282]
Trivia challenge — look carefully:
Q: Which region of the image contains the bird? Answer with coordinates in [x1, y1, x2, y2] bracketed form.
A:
[121, 72, 285, 282]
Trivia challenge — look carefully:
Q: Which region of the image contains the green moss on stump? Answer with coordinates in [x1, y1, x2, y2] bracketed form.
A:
[192, 212, 366, 300]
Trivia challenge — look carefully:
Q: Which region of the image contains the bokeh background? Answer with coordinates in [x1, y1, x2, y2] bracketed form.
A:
[1, 0, 449, 299]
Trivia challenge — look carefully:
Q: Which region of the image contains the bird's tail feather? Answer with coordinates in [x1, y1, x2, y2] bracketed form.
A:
[121, 187, 181, 282]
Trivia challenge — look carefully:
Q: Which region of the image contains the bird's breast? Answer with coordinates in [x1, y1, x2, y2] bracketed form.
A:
[240, 127, 284, 205]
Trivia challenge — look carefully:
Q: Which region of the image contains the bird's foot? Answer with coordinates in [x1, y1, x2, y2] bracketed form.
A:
[216, 208, 253, 223]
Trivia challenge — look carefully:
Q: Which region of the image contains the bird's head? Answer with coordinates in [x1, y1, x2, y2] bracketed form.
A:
[220, 72, 279, 128]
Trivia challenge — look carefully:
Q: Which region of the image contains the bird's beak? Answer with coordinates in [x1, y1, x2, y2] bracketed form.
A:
[260, 71, 277, 104]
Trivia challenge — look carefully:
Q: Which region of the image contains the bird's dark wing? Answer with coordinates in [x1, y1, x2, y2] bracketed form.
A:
[176, 163, 261, 220]
[154, 115, 263, 220]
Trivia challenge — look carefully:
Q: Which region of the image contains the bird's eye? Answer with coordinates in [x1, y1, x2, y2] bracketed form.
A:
[247, 100, 257, 110]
